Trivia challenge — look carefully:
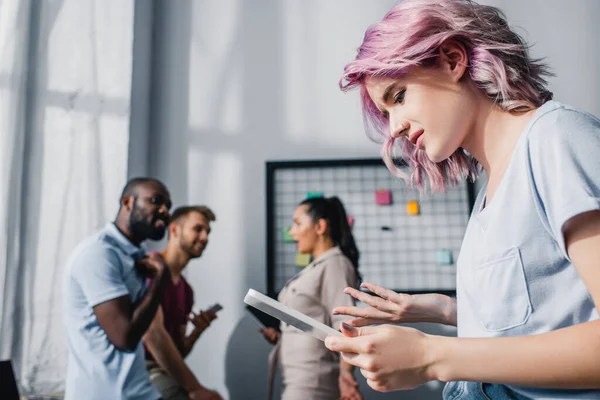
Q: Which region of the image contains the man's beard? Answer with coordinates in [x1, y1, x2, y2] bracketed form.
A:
[180, 239, 203, 259]
[129, 201, 166, 241]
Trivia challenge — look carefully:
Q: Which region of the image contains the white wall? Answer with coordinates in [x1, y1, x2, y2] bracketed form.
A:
[0, 0, 134, 394]
[144, 1, 600, 399]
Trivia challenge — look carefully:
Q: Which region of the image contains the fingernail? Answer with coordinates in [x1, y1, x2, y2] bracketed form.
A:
[342, 322, 353, 331]
[332, 311, 339, 315]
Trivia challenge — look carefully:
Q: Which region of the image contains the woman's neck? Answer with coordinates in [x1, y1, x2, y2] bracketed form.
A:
[311, 237, 336, 261]
[461, 93, 537, 179]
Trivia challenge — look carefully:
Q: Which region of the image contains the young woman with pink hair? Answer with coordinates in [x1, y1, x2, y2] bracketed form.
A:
[324, 1, 600, 399]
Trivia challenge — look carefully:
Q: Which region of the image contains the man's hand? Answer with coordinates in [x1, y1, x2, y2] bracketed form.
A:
[135, 252, 169, 279]
[189, 310, 217, 334]
[188, 387, 223, 400]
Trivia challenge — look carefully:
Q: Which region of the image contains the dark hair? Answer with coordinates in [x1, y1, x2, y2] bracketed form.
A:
[170, 205, 216, 224]
[300, 196, 361, 284]
[119, 177, 168, 202]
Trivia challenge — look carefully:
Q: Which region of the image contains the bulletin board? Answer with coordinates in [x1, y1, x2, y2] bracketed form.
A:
[265, 158, 476, 297]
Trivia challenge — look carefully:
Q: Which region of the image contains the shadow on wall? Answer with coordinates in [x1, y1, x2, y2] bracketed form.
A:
[225, 316, 456, 400]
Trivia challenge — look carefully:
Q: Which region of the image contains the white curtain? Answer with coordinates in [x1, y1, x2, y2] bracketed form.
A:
[0, 0, 134, 394]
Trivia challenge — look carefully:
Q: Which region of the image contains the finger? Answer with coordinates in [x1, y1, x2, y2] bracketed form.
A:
[345, 317, 398, 327]
[207, 311, 218, 320]
[339, 352, 374, 371]
[360, 368, 379, 381]
[342, 288, 398, 313]
[359, 282, 399, 301]
[325, 335, 358, 353]
[333, 306, 393, 320]
[325, 328, 376, 353]
[366, 378, 389, 393]
[199, 312, 212, 324]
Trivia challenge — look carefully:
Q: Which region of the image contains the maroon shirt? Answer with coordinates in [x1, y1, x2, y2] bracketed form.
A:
[145, 276, 194, 360]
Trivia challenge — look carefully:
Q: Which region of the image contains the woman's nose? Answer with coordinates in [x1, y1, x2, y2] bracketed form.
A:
[390, 119, 410, 139]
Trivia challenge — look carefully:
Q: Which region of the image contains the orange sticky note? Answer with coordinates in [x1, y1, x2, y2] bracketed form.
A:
[407, 200, 420, 215]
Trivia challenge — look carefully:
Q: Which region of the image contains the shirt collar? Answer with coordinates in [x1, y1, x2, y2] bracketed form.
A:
[103, 222, 147, 260]
[310, 246, 343, 266]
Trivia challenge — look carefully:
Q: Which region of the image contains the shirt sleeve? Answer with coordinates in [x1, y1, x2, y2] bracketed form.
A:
[185, 279, 194, 322]
[320, 255, 357, 329]
[71, 244, 129, 307]
[528, 106, 600, 257]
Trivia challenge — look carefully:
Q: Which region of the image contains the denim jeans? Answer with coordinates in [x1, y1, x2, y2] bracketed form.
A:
[443, 381, 531, 400]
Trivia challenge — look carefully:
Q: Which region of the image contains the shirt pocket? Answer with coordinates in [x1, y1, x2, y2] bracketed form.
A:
[464, 247, 532, 332]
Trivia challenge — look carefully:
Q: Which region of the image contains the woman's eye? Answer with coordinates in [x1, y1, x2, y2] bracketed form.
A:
[394, 90, 406, 104]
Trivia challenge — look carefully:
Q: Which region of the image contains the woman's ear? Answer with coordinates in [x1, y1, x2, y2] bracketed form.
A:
[437, 40, 468, 82]
[315, 218, 328, 236]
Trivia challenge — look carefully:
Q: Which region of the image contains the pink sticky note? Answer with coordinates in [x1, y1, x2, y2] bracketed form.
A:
[375, 190, 392, 205]
[347, 215, 355, 228]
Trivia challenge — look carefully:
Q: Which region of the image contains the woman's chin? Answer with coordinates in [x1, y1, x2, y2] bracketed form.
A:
[426, 147, 453, 164]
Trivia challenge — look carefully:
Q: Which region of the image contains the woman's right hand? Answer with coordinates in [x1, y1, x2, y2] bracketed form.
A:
[332, 282, 457, 327]
[260, 327, 280, 345]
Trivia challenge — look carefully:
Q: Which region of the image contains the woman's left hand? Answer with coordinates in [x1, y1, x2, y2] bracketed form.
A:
[339, 369, 362, 400]
[326, 323, 436, 392]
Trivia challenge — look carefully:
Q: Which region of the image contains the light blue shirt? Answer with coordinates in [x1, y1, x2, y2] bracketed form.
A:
[456, 100, 600, 399]
[63, 223, 159, 400]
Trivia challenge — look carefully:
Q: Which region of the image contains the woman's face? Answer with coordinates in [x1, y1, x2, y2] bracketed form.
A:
[365, 46, 477, 163]
[289, 205, 320, 254]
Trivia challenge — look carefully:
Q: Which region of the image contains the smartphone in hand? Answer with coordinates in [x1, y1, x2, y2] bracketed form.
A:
[205, 303, 223, 313]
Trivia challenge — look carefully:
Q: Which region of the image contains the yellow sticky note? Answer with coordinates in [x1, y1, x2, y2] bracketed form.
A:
[407, 200, 420, 215]
[295, 253, 311, 267]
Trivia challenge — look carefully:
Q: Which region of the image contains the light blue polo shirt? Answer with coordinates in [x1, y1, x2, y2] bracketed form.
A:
[63, 223, 160, 400]
[455, 100, 600, 399]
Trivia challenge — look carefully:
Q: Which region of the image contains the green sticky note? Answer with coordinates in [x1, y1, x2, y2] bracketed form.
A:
[295, 253, 311, 267]
[282, 227, 294, 242]
[436, 249, 453, 265]
[306, 191, 324, 199]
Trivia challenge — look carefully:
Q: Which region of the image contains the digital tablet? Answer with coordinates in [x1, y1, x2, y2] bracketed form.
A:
[244, 289, 342, 341]
[245, 304, 281, 329]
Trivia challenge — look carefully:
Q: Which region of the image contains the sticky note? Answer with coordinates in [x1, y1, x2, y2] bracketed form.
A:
[282, 227, 294, 242]
[436, 249, 453, 265]
[407, 200, 420, 215]
[295, 253, 311, 267]
[347, 215, 355, 228]
[306, 191, 324, 199]
[375, 190, 392, 205]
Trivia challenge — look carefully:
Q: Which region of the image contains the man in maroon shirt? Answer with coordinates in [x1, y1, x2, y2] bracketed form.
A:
[144, 205, 220, 400]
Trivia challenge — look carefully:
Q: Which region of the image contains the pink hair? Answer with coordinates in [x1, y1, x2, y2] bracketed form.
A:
[342, 0, 553, 192]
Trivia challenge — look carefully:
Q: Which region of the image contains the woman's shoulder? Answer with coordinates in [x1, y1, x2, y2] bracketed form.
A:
[526, 100, 600, 146]
[316, 249, 354, 275]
